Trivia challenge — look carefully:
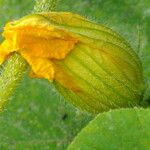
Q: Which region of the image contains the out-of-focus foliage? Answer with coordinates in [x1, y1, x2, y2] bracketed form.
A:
[0, 0, 33, 26]
[0, 0, 149, 150]
[0, 77, 92, 149]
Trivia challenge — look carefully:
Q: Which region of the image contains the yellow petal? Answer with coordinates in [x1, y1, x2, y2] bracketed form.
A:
[0, 14, 78, 84]
[21, 51, 55, 80]
[0, 40, 14, 64]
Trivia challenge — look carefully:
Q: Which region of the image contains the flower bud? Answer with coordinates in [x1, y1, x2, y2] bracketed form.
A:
[0, 12, 145, 113]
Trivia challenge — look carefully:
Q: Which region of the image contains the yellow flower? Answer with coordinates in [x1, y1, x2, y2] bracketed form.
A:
[0, 12, 145, 113]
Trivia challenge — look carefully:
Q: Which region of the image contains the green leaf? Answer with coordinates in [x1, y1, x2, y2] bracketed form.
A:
[68, 108, 150, 150]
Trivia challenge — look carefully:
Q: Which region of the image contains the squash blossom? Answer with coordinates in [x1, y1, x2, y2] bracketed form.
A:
[0, 12, 144, 113]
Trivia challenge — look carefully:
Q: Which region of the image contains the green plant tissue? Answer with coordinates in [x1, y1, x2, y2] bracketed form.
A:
[68, 108, 150, 150]
[0, 0, 150, 150]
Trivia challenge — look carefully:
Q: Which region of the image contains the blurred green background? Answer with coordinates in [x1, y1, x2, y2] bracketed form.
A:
[0, 0, 149, 149]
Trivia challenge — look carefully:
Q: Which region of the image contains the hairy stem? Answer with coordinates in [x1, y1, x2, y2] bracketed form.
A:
[0, 0, 58, 110]
[0, 53, 27, 110]
[34, 0, 58, 12]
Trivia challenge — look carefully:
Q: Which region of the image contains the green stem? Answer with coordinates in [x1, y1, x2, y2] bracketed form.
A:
[0, 0, 58, 110]
[0, 53, 27, 110]
[34, 0, 58, 12]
